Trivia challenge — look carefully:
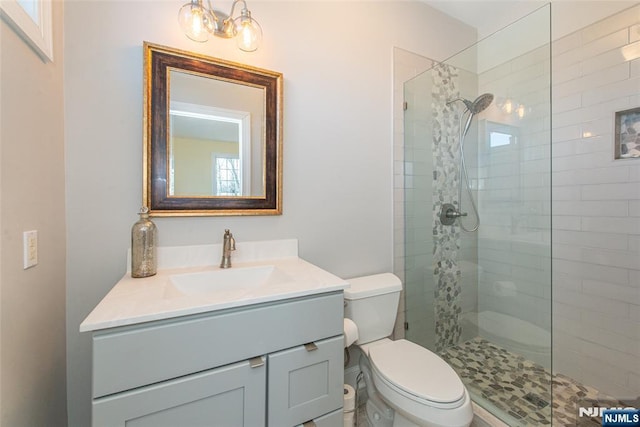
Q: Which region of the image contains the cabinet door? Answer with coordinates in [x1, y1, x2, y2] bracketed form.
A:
[93, 358, 266, 427]
[268, 336, 343, 427]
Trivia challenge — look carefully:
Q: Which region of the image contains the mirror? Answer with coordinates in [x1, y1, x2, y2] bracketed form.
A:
[143, 42, 283, 216]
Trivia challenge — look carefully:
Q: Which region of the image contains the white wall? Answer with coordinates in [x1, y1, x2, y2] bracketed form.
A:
[64, 1, 476, 424]
[0, 1, 67, 425]
[551, 4, 640, 398]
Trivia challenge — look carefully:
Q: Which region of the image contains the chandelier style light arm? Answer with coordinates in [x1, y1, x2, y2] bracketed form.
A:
[221, 0, 247, 31]
[206, 0, 220, 21]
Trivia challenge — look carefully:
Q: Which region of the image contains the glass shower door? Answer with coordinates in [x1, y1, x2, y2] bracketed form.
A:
[403, 5, 552, 425]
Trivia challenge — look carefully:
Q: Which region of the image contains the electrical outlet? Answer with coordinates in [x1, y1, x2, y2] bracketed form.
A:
[23, 230, 38, 269]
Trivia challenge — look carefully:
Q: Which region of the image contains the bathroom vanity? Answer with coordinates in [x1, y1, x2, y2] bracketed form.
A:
[81, 240, 348, 427]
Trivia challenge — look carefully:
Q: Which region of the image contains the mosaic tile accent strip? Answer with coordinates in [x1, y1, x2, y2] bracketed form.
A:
[441, 337, 630, 426]
[431, 63, 463, 352]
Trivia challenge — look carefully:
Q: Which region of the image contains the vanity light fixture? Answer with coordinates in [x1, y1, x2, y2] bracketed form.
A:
[178, 0, 263, 52]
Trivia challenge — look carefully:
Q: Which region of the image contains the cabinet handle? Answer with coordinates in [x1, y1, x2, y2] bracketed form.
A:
[249, 356, 264, 368]
[304, 342, 318, 352]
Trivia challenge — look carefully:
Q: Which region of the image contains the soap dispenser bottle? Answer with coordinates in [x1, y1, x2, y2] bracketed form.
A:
[131, 206, 157, 278]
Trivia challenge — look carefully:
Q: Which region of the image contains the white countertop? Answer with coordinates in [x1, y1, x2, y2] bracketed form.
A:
[80, 240, 348, 332]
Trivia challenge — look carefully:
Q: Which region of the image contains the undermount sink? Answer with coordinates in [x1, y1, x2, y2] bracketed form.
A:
[169, 265, 293, 296]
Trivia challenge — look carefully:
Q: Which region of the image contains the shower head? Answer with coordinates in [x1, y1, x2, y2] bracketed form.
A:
[469, 93, 494, 114]
[449, 93, 495, 142]
[447, 93, 494, 114]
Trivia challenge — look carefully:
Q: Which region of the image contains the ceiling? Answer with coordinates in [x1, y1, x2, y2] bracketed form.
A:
[423, 0, 545, 39]
[171, 114, 240, 143]
[423, 0, 638, 40]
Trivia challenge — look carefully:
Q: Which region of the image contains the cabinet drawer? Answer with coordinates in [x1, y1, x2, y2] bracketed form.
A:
[296, 408, 343, 427]
[268, 335, 343, 427]
[92, 292, 343, 398]
[93, 358, 266, 427]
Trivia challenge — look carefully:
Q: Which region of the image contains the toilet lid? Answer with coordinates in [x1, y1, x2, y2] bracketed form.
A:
[369, 339, 465, 404]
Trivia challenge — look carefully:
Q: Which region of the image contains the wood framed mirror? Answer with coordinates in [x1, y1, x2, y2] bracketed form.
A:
[143, 42, 282, 216]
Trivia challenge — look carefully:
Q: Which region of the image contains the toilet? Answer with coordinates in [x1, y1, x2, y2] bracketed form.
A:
[344, 273, 473, 427]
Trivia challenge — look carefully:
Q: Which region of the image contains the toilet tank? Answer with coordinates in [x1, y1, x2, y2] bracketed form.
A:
[344, 273, 402, 345]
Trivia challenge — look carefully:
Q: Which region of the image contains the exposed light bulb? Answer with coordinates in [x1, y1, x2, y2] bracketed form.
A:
[178, 0, 215, 42]
[234, 10, 262, 52]
[516, 104, 525, 119]
[191, 9, 204, 37]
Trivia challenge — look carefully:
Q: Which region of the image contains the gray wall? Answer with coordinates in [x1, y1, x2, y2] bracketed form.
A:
[64, 1, 476, 425]
[0, 1, 67, 425]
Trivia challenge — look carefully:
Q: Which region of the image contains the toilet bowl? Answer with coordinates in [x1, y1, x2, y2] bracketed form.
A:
[344, 274, 473, 427]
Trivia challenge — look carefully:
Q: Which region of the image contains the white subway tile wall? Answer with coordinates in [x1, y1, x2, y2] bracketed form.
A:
[550, 4, 640, 398]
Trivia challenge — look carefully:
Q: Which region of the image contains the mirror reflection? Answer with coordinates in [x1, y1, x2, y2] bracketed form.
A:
[143, 42, 282, 216]
[169, 71, 265, 197]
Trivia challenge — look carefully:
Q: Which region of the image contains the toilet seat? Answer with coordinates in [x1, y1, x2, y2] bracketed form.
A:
[368, 339, 466, 407]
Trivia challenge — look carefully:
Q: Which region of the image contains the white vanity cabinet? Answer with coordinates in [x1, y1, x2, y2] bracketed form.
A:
[89, 291, 344, 427]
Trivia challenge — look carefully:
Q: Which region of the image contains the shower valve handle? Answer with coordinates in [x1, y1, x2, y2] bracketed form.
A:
[447, 210, 467, 218]
[440, 203, 466, 225]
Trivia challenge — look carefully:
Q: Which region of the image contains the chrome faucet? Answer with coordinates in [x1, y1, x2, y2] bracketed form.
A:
[220, 229, 236, 268]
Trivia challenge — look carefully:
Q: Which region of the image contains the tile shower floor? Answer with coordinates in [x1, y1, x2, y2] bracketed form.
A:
[441, 337, 633, 426]
[355, 337, 632, 426]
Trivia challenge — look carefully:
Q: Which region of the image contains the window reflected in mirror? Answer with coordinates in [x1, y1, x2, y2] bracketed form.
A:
[168, 70, 265, 198]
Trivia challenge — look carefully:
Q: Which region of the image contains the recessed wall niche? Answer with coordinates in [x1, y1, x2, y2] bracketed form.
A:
[614, 107, 640, 159]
